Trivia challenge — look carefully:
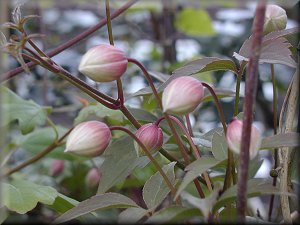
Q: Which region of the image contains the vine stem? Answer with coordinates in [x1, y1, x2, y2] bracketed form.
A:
[268, 64, 278, 221]
[109, 126, 180, 204]
[157, 115, 213, 192]
[2, 128, 73, 177]
[236, 2, 266, 222]
[1, 0, 139, 82]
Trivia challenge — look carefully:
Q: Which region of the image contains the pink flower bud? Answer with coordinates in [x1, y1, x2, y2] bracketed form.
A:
[50, 160, 64, 177]
[78, 44, 128, 82]
[65, 121, 111, 157]
[162, 76, 204, 115]
[263, 5, 287, 35]
[85, 168, 102, 189]
[134, 123, 163, 156]
[226, 119, 262, 159]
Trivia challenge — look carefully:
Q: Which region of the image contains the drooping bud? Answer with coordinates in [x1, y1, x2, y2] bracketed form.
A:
[134, 123, 163, 156]
[226, 118, 262, 159]
[78, 44, 128, 82]
[162, 76, 204, 115]
[50, 160, 64, 177]
[65, 121, 111, 157]
[85, 168, 102, 189]
[263, 5, 287, 35]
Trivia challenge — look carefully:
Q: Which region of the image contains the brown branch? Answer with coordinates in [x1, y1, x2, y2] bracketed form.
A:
[1, 0, 138, 82]
[236, 2, 266, 223]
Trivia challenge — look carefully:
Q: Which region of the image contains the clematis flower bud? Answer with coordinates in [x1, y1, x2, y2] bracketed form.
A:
[226, 118, 262, 159]
[50, 160, 64, 177]
[263, 5, 287, 35]
[134, 123, 163, 156]
[65, 121, 111, 157]
[78, 44, 128, 82]
[85, 168, 102, 189]
[162, 76, 204, 115]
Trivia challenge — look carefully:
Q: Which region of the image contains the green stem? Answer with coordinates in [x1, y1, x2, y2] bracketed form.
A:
[109, 126, 180, 204]
[47, 117, 59, 141]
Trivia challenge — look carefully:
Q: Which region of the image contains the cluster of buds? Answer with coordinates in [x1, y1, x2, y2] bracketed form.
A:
[162, 76, 204, 115]
[226, 118, 262, 159]
[78, 44, 128, 82]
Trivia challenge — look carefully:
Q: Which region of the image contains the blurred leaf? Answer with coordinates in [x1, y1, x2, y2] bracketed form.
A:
[15, 126, 82, 161]
[0, 207, 8, 224]
[192, 127, 224, 148]
[234, 37, 296, 68]
[148, 70, 169, 82]
[126, 107, 157, 123]
[202, 88, 237, 103]
[0, 86, 51, 134]
[159, 57, 237, 92]
[263, 27, 299, 42]
[54, 192, 138, 224]
[175, 8, 215, 37]
[260, 132, 300, 149]
[143, 162, 176, 210]
[118, 207, 148, 224]
[74, 103, 123, 125]
[248, 158, 264, 178]
[48, 193, 79, 214]
[175, 157, 223, 198]
[145, 206, 201, 224]
[213, 178, 297, 212]
[2, 179, 58, 214]
[211, 131, 227, 160]
[97, 136, 149, 194]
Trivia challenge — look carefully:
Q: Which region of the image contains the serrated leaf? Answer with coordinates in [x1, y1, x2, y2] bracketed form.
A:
[143, 162, 176, 210]
[211, 132, 228, 160]
[97, 136, 149, 194]
[2, 179, 58, 214]
[74, 103, 123, 125]
[260, 132, 300, 149]
[175, 8, 215, 37]
[54, 192, 138, 224]
[15, 126, 81, 161]
[1, 86, 51, 134]
[175, 157, 223, 198]
[145, 206, 201, 224]
[233, 37, 296, 68]
[118, 207, 148, 224]
[213, 178, 297, 212]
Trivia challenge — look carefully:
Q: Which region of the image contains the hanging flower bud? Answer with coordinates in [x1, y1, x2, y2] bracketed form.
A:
[263, 5, 287, 35]
[134, 123, 163, 156]
[65, 121, 111, 157]
[162, 76, 204, 115]
[78, 44, 128, 82]
[226, 118, 262, 159]
[85, 168, 102, 189]
[49, 160, 64, 177]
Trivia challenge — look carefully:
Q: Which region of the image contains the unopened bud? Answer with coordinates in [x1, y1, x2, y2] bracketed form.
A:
[226, 119, 262, 160]
[162, 76, 204, 115]
[134, 123, 163, 156]
[65, 121, 111, 157]
[263, 5, 287, 35]
[85, 168, 102, 189]
[78, 44, 128, 82]
[50, 160, 64, 177]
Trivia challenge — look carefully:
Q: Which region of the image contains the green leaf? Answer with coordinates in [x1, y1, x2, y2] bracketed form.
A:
[0, 86, 51, 134]
[2, 179, 58, 214]
[213, 178, 297, 212]
[125, 107, 157, 123]
[15, 126, 81, 161]
[54, 192, 138, 224]
[175, 8, 215, 37]
[211, 131, 228, 160]
[145, 206, 201, 224]
[97, 136, 149, 194]
[202, 88, 237, 103]
[143, 162, 177, 210]
[118, 207, 148, 224]
[234, 37, 296, 68]
[48, 193, 79, 214]
[260, 132, 300, 149]
[248, 158, 264, 178]
[74, 103, 123, 125]
[175, 157, 223, 198]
